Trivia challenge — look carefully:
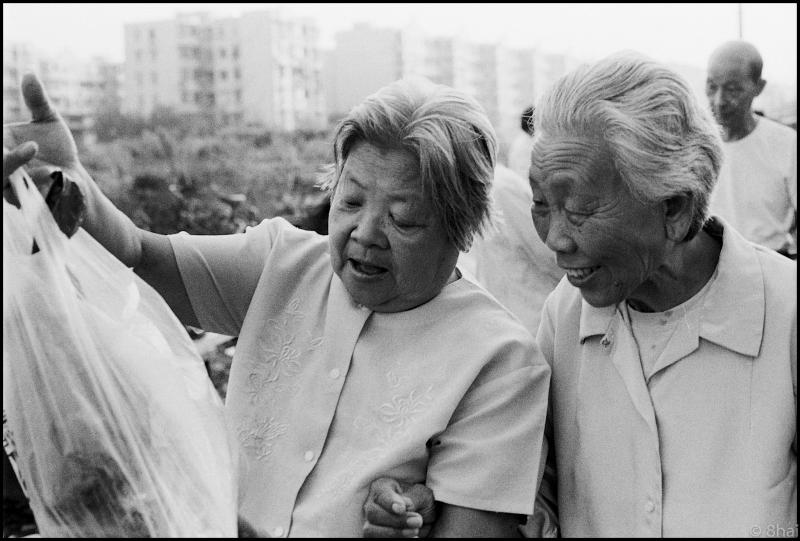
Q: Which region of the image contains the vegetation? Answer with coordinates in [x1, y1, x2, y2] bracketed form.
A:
[80, 110, 336, 236]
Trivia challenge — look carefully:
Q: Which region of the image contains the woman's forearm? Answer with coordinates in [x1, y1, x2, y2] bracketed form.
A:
[75, 164, 144, 269]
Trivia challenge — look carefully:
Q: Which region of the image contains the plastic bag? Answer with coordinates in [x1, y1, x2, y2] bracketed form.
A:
[3, 168, 238, 537]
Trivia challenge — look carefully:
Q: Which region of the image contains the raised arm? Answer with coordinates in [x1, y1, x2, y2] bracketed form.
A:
[3, 73, 198, 327]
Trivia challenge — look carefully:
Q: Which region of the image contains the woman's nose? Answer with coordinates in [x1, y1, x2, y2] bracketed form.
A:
[545, 214, 576, 254]
[351, 210, 388, 249]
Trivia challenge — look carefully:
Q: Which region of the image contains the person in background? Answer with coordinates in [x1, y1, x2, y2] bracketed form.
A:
[458, 163, 563, 334]
[4, 74, 550, 538]
[706, 40, 797, 259]
[366, 50, 797, 538]
[507, 105, 536, 181]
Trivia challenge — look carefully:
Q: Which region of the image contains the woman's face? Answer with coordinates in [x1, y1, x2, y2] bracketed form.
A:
[528, 136, 669, 309]
[328, 141, 459, 313]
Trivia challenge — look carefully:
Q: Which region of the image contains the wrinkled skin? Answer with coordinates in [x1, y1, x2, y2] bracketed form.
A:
[528, 136, 674, 311]
[328, 141, 459, 313]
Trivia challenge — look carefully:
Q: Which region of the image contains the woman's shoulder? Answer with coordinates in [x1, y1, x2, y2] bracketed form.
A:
[248, 216, 330, 258]
[445, 277, 545, 352]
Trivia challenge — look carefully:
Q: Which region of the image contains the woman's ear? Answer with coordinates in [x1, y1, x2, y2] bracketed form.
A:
[663, 193, 693, 242]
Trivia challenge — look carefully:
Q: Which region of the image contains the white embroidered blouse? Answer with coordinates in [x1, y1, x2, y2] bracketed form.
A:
[170, 217, 550, 537]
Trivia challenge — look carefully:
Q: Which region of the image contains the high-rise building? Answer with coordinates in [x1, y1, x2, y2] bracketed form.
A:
[3, 40, 122, 143]
[3, 41, 38, 122]
[123, 12, 214, 118]
[122, 10, 326, 131]
[323, 25, 581, 152]
[323, 23, 428, 121]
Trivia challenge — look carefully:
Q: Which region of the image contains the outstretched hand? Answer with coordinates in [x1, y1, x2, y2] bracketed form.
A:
[3, 73, 83, 186]
[4, 72, 80, 165]
[363, 477, 437, 538]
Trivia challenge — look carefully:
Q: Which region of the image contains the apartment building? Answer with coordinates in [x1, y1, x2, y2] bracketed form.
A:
[323, 23, 428, 120]
[123, 10, 326, 131]
[123, 12, 213, 118]
[4, 40, 122, 144]
[3, 41, 38, 122]
[324, 25, 580, 150]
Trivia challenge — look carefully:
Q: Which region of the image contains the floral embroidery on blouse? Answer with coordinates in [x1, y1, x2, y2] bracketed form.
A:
[351, 374, 436, 455]
[246, 298, 324, 404]
[237, 415, 289, 461]
[378, 386, 435, 430]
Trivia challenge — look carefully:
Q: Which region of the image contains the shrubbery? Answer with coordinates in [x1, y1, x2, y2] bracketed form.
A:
[79, 111, 336, 236]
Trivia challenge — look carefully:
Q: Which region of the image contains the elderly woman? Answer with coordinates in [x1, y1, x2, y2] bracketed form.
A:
[525, 51, 796, 538]
[4, 74, 550, 537]
[367, 51, 796, 538]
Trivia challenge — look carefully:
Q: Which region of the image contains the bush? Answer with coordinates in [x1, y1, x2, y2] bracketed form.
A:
[81, 126, 335, 237]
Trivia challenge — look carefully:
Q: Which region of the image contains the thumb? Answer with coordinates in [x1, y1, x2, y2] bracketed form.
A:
[21, 72, 58, 123]
[368, 476, 408, 515]
[402, 483, 436, 521]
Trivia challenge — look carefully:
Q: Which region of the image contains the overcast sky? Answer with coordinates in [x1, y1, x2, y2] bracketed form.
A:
[3, 3, 797, 87]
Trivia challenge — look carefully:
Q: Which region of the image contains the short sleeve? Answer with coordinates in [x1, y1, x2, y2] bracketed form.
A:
[426, 346, 551, 515]
[168, 218, 286, 336]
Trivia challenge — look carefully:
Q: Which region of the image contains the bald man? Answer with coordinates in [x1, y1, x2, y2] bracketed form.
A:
[706, 40, 797, 259]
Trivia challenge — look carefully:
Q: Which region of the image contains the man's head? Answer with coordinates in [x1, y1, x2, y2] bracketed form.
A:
[706, 40, 766, 132]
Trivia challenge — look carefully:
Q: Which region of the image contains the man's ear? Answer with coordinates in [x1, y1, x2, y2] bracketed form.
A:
[663, 193, 693, 242]
[754, 78, 767, 97]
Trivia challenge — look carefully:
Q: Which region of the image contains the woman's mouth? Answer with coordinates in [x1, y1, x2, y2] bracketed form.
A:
[564, 265, 600, 283]
[349, 258, 387, 277]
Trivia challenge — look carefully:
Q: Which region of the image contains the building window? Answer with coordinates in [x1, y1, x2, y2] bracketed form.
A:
[219, 48, 226, 58]
[149, 29, 155, 40]
[151, 72, 157, 84]
[220, 70, 227, 81]
[234, 68, 241, 80]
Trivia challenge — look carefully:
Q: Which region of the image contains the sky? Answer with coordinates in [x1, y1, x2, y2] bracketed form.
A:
[3, 3, 797, 87]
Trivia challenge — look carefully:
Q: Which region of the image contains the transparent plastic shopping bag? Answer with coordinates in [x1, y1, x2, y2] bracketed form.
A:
[3, 168, 237, 537]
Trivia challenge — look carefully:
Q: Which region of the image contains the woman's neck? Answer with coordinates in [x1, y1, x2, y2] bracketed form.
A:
[627, 231, 722, 313]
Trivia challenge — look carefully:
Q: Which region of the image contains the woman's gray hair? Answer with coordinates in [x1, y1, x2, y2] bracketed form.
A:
[534, 51, 724, 240]
[318, 76, 497, 251]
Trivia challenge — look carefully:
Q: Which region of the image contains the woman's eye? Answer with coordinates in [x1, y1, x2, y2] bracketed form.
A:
[341, 198, 361, 208]
[391, 215, 422, 230]
[566, 209, 588, 225]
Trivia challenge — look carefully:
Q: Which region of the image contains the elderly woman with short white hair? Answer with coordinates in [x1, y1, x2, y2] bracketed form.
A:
[4, 74, 550, 537]
[528, 51, 796, 538]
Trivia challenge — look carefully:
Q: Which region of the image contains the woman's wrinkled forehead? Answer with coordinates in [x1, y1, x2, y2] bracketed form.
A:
[529, 136, 615, 182]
